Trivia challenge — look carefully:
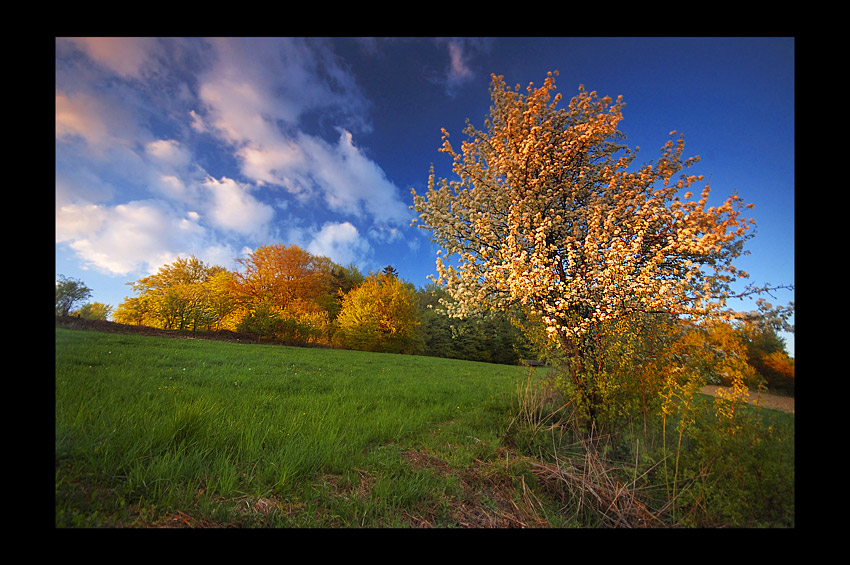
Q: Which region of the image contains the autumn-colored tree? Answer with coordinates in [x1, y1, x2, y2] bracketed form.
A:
[323, 262, 365, 322]
[235, 297, 329, 343]
[116, 256, 232, 331]
[112, 295, 159, 327]
[412, 71, 760, 428]
[335, 272, 423, 354]
[758, 351, 794, 395]
[74, 302, 113, 321]
[733, 301, 795, 394]
[203, 270, 240, 331]
[234, 244, 331, 310]
[232, 244, 336, 342]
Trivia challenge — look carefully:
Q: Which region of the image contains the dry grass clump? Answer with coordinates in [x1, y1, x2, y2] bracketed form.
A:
[529, 432, 667, 528]
[509, 368, 668, 528]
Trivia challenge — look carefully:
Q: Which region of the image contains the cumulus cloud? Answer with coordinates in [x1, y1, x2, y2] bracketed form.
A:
[142, 139, 206, 204]
[145, 139, 192, 170]
[368, 224, 404, 243]
[236, 140, 308, 191]
[55, 37, 412, 285]
[194, 38, 409, 225]
[149, 174, 191, 203]
[306, 221, 371, 267]
[304, 129, 411, 223]
[196, 38, 369, 144]
[60, 37, 159, 80]
[56, 200, 207, 276]
[55, 203, 109, 243]
[201, 176, 275, 238]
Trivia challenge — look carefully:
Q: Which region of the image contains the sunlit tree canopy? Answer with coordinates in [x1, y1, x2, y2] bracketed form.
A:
[412, 71, 756, 344]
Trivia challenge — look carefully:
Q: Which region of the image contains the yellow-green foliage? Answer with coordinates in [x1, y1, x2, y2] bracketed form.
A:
[74, 302, 113, 321]
[335, 273, 423, 354]
[114, 248, 357, 345]
[113, 256, 237, 332]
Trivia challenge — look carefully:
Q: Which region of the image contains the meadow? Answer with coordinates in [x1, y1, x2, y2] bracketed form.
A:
[55, 327, 794, 528]
[55, 327, 548, 527]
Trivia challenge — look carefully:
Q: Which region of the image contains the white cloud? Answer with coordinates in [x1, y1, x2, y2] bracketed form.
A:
[144, 139, 201, 203]
[60, 37, 158, 80]
[328, 130, 410, 223]
[55, 92, 111, 147]
[55, 37, 411, 285]
[306, 221, 371, 266]
[146, 139, 191, 170]
[198, 78, 281, 148]
[368, 225, 403, 243]
[151, 174, 191, 202]
[189, 109, 207, 133]
[195, 37, 368, 146]
[56, 200, 207, 276]
[55, 46, 156, 155]
[237, 141, 309, 192]
[194, 38, 409, 225]
[298, 130, 411, 224]
[55, 203, 108, 243]
[196, 243, 242, 272]
[55, 88, 144, 157]
[201, 176, 275, 238]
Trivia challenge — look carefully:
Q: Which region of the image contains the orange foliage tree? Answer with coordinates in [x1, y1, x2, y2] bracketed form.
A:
[232, 244, 334, 342]
[733, 300, 795, 394]
[234, 244, 331, 309]
[412, 71, 762, 429]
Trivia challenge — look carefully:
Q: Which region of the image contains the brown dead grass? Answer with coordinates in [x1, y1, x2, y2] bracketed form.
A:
[400, 448, 550, 528]
[700, 385, 794, 414]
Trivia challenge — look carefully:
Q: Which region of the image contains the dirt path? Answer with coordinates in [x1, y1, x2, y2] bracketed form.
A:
[700, 386, 794, 414]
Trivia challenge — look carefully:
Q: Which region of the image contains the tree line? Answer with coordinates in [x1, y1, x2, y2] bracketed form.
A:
[57, 246, 792, 394]
[55, 245, 533, 365]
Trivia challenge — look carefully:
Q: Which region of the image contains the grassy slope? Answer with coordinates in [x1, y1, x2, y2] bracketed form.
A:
[55, 327, 794, 528]
[55, 327, 547, 527]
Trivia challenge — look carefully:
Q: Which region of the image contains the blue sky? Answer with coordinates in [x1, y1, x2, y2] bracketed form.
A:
[55, 37, 795, 354]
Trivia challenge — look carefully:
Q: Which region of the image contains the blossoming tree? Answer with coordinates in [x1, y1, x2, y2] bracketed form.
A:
[412, 72, 759, 426]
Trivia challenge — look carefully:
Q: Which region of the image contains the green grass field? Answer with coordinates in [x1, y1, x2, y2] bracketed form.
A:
[55, 327, 794, 528]
[55, 327, 550, 527]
